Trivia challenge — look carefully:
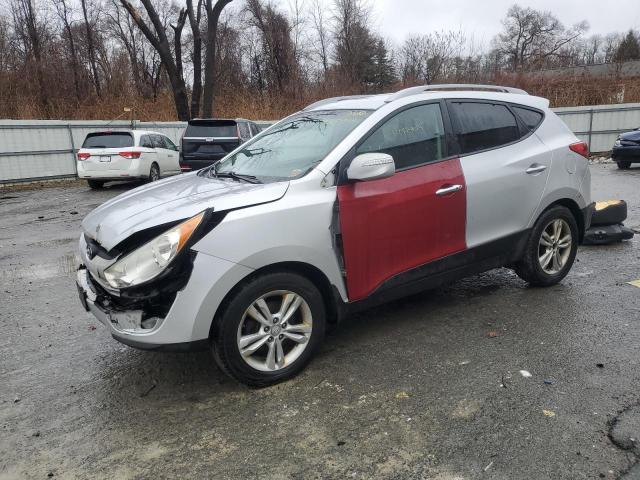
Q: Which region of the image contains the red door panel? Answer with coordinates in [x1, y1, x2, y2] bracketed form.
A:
[337, 157, 467, 301]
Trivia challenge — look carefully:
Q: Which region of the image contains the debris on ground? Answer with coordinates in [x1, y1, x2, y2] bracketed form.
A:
[544, 379, 554, 385]
[487, 331, 499, 338]
[395, 391, 410, 399]
[139, 383, 156, 398]
[628, 280, 640, 289]
[543, 410, 556, 417]
[483, 461, 494, 472]
[519, 370, 532, 378]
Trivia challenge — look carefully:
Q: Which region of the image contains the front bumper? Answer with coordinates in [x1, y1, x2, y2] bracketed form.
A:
[612, 146, 640, 160]
[76, 250, 254, 351]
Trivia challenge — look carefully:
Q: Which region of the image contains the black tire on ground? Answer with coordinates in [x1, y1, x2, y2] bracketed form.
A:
[514, 205, 579, 287]
[148, 163, 160, 182]
[211, 271, 326, 387]
[591, 200, 627, 226]
[87, 180, 104, 189]
[617, 161, 631, 169]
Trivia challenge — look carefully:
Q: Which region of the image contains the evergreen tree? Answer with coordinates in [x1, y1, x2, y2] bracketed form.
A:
[614, 30, 640, 62]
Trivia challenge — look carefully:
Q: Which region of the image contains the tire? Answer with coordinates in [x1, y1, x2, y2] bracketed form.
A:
[591, 200, 627, 226]
[87, 180, 104, 189]
[617, 161, 631, 170]
[148, 163, 160, 182]
[211, 272, 326, 387]
[515, 206, 579, 287]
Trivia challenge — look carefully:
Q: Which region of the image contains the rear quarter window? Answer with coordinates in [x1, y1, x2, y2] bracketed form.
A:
[512, 106, 544, 131]
[449, 101, 520, 154]
[82, 132, 133, 148]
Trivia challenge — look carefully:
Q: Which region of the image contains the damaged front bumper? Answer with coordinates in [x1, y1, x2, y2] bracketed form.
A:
[76, 267, 207, 352]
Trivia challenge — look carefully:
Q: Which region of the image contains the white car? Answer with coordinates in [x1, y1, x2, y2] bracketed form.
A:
[76, 84, 594, 386]
[77, 130, 181, 189]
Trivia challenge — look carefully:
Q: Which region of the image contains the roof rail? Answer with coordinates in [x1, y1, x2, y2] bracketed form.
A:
[303, 95, 375, 111]
[385, 84, 528, 103]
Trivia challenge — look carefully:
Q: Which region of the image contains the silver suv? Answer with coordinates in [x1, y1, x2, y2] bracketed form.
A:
[77, 84, 594, 386]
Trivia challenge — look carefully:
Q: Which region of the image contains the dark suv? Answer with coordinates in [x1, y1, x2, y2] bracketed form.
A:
[612, 128, 640, 169]
[180, 118, 260, 171]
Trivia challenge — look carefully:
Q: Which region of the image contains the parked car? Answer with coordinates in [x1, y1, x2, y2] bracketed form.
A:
[76, 84, 594, 386]
[612, 128, 640, 169]
[77, 130, 181, 189]
[180, 118, 260, 171]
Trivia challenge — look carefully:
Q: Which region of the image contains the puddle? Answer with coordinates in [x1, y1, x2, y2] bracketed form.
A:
[0, 253, 79, 282]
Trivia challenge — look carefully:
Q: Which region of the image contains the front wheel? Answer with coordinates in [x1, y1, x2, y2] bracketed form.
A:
[515, 206, 579, 287]
[617, 161, 631, 169]
[212, 272, 326, 387]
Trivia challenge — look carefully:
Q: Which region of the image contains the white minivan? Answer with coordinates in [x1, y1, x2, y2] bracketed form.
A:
[77, 130, 181, 189]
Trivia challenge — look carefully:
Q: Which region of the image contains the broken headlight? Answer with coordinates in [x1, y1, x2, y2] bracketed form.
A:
[104, 212, 204, 289]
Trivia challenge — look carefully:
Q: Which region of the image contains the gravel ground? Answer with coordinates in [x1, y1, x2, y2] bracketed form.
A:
[1, 164, 640, 480]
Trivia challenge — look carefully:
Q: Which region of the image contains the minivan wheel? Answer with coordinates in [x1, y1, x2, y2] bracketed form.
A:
[148, 163, 160, 182]
[514, 206, 578, 287]
[212, 272, 326, 387]
[87, 180, 104, 189]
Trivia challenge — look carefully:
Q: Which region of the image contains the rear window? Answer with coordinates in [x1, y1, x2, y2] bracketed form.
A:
[185, 121, 237, 138]
[82, 132, 133, 148]
[512, 106, 544, 131]
[449, 101, 520, 154]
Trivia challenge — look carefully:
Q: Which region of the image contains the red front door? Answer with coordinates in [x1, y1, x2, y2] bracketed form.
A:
[337, 157, 467, 301]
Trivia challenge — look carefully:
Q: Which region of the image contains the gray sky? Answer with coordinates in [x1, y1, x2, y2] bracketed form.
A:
[366, 0, 640, 46]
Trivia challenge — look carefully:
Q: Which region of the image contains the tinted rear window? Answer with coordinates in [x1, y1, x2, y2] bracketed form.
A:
[512, 106, 544, 131]
[82, 132, 133, 148]
[449, 102, 520, 154]
[185, 122, 237, 137]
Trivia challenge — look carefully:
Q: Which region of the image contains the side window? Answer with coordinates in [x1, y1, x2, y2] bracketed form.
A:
[512, 106, 544, 131]
[237, 122, 251, 141]
[449, 101, 520, 154]
[163, 136, 177, 151]
[140, 135, 153, 148]
[151, 134, 165, 149]
[356, 103, 446, 170]
[249, 123, 259, 136]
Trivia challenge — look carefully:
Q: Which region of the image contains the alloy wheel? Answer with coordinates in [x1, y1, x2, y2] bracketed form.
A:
[538, 218, 572, 274]
[236, 290, 313, 372]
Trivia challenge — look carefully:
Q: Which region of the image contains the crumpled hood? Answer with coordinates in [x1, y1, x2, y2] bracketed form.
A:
[620, 129, 640, 142]
[82, 172, 289, 251]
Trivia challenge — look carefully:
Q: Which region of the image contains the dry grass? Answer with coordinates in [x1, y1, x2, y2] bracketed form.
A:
[2, 76, 640, 122]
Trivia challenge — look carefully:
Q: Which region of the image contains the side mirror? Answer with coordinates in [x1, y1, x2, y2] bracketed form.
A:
[347, 153, 395, 182]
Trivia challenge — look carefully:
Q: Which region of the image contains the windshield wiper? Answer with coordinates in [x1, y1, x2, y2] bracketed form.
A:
[211, 170, 262, 184]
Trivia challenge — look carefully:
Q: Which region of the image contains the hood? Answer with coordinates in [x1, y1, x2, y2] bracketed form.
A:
[620, 129, 640, 142]
[82, 172, 289, 251]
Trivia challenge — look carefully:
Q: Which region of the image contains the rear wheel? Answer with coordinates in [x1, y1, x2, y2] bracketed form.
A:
[212, 272, 326, 387]
[617, 161, 631, 169]
[87, 180, 104, 189]
[148, 163, 160, 182]
[515, 206, 578, 287]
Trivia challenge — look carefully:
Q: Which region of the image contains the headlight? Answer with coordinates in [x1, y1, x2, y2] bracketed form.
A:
[104, 212, 204, 288]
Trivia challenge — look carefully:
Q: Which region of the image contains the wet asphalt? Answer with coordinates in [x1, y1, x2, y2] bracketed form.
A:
[1, 164, 640, 480]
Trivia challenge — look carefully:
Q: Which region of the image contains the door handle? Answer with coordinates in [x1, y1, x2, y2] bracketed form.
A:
[436, 184, 463, 196]
[526, 164, 547, 174]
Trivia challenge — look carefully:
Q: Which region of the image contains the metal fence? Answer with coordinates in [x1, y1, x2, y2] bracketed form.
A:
[2, 103, 640, 184]
[553, 102, 640, 153]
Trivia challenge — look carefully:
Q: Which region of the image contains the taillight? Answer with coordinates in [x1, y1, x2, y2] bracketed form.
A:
[77, 152, 91, 161]
[118, 151, 142, 159]
[569, 141, 589, 158]
[179, 163, 192, 171]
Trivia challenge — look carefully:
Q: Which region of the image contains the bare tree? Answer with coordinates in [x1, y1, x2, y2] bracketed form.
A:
[186, 0, 204, 117]
[309, 0, 331, 75]
[119, 0, 190, 119]
[80, 0, 102, 97]
[494, 5, 588, 71]
[202, 0, 234, 117]
[397, 31, 465, 85]
[53, 0, 82, 102]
